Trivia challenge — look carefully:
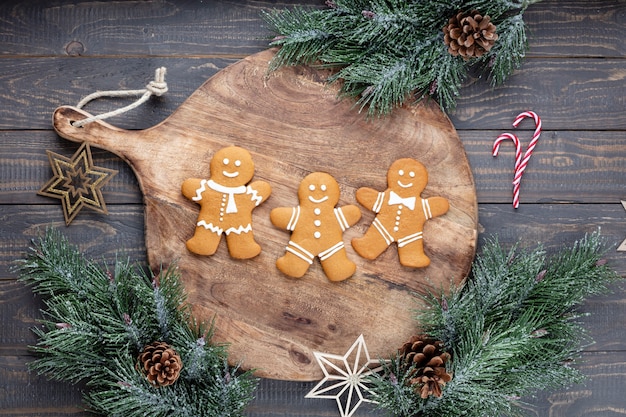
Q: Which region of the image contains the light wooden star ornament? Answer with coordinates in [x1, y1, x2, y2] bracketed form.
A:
[38, 143, 117, 225]
[305, 335, 388, 417]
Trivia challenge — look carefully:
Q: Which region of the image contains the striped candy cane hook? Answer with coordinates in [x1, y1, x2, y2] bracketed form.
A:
[512, 111, 542, 185]
[493, 111, 543, 209]
[492, 132, 522, 208]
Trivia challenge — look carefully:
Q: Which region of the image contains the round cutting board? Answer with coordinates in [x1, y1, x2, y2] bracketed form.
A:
[53, 49, 477, 381]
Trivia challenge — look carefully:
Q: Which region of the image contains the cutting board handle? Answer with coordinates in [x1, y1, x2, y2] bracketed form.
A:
[53, 106, 144, 164]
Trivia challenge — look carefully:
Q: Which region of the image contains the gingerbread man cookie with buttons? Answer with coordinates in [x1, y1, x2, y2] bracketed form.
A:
[270, 172, 361, 281]
[182, 146, 271, 259]
[351, 158, 449, 268]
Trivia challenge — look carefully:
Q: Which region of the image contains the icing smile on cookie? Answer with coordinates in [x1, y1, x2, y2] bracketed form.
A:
[308, 195, 329, 203]
[221, 157, 242, 178]
[307, 183, 329, 203]
[223, 170, 239, 178]
[396, 169, 416, 188]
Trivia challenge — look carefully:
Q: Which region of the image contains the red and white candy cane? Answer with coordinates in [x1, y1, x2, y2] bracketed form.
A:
[512, 111, 542, 185]
[493, 111, 543, 208]
[492, 132, 522, 208]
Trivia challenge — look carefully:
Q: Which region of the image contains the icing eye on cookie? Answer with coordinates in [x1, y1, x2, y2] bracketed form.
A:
[308, 183, 329, 203]
[222, 158, 240, 178]
[397, 170, 414, 188]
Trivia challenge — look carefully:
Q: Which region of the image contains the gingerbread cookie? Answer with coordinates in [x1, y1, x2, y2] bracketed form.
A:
[351, 158, 448, 268]
[270, 172, 361, 281]
[182, 146, 271, 259]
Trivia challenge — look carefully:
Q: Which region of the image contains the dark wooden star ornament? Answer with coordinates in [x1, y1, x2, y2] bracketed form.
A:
[38, 142, 117, 225]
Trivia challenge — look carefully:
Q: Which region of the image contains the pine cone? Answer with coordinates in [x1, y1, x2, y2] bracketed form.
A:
[138, 341, 183, 387]
[398, 335, 452, 399]
[443, 10, 498, 59]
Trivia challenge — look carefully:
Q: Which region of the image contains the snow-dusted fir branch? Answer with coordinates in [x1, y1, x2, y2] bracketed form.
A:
[369, 231, 620, 417]
[16, 229, 257, 417]
[264, 0, 540, 115]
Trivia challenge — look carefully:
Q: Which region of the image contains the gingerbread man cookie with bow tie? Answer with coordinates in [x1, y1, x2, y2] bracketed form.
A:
[182, 146, 271, 259]
[270, 172, 361, 281]
[351, 158, 448, 268]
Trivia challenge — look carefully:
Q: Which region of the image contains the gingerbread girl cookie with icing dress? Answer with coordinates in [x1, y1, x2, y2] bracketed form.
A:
[270, 172, 361, 281]
[351, 158, 449, 268]
[182, 146, 271, 259]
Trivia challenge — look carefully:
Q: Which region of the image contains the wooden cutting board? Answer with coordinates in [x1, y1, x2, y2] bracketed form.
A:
[53, 49, 477, 381]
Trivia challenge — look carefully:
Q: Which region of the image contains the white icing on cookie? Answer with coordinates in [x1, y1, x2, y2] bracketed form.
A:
[308, 195, 329, 203]
[223, 170, 239, 178]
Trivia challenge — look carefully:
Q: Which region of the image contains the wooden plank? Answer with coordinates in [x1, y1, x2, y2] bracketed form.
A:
[0, 352, 379, 416]
[4, 268, 624, 355]
[0, 355, 88, 417]
[0, 131, 140, 205]
[252, 352, 626, 417]
[249, 351, 626, 417]
[2, 129, 624, 205]
[0, 280, 44, 349]
[0, 205, 146, 278]
[0, 0, 314, 57]
[1, 203, 624, 278]
[477, 203, 626, 276]
[524, 0, 626, 58]
[578, 289, 626, 353]
[0, 57, 623, 131]
[2, 204, 625, 349]
[521, 351, 626, 417]
[0, 57, 234, 131]
[461, 130, 626, 204]
[248, 377, 383, 417]
[0, 0, 623, 59]
[449, 57, 626, 130]
[1, 351, 624, 417]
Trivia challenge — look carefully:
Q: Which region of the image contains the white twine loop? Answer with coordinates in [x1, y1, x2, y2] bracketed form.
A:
[72, 67, 167, 127]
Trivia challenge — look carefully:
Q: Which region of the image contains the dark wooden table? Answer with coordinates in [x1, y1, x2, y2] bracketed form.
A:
[1, 1, 625, 416]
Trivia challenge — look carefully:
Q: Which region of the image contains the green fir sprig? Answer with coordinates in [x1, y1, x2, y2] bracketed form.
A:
[369, 232, 620, 417]
[263, 0, 541, 115]
[15, 228, 257, 417]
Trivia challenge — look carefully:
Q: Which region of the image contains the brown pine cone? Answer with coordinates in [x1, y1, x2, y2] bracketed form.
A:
[443, 10, 498, 59]
[138, 341, 183, 387]
[398, 335, 452, 398]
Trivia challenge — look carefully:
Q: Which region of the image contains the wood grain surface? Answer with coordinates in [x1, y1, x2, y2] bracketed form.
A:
[1, 0, 625, 415]
[50, 49, 477, 380]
